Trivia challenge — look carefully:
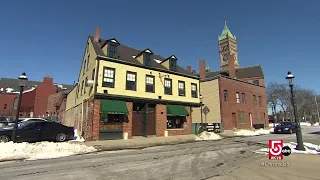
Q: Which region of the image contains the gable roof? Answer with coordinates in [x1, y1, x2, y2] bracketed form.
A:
[206, 66, 264, 79]
[89, 36, 196, 78]
[0, 78, 74, 93]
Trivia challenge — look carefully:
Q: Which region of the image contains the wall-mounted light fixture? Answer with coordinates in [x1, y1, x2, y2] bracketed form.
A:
[159, 73, 170, 78]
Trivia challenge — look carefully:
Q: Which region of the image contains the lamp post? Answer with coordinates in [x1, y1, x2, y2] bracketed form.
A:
[199, 95, 203, 132]
[12, 72, 28, 143]
[286, 71, 305, 151]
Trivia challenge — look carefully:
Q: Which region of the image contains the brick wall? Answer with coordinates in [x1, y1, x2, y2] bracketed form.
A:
[123, 102, 133, 139]
[167, 106, 192, 136]
[156, 104, 167, 136]
[92, 99, 100, 140]
[0, 93, 16, 116]
[219, 76, 268, 130]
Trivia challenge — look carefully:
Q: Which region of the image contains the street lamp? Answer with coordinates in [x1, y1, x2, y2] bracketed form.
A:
[286, 71, 305, 151]
[12, 72, 28, 142]
[199, 95, 203, 132]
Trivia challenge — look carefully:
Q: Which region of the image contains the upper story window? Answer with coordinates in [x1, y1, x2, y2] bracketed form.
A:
[223, 90, 228, 102]
[191, 83, 198, 98]
[108, 43, 117, 58]
[253, 95, 257, 105]
[81, 80, 84, 95]
[84, 77, 88, 94]
[241, 93, 246, 104]
[164, 78, 172, 95]
[178, 81, 185, 96]
[144, 53, 152, 66]
[4, 104, 7, 110]
[126, 71, 137, 91]
[86, 42, 89, 53]
[236, 92, 240, 103]
[146, 75, 155, 93]
[83, 60, 86, 75]
[253, 80, 259, 85]
[170, 59, 177, 71]
[258, 96, 262, 106]
[86, 54, 90, 71]
[92, 69, 95, 80]
[76, 84, 79, 99]
[102, 67, 115, 88]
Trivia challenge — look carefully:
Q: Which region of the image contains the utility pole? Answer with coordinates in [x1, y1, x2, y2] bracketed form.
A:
[315, 96, 320, 123]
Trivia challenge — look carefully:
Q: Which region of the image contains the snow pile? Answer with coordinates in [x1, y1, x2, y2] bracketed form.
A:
[195, 131, 222, 141]
[0, 141, 97, 161]
[300, 122, 312, 126]
[71, 129, 85, 142]
[234, 128, 272, 136]
[252, 142, 320, 155]
[313, 122, 320, 126]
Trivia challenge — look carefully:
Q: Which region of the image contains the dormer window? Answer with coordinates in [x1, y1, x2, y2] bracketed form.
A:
[108, 43, 117, 58]
[170, 59, 177, 71]
[144, 53, 152, 66]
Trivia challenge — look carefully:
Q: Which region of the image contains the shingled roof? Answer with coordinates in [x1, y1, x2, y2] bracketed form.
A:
[89, 36, 196, 78]
[0, 78, 74, 93]
[206, 66, 264, 79]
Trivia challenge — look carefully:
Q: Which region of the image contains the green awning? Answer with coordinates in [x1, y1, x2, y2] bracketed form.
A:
[167, 105, 189, 116]
[100, 100, 129, 114]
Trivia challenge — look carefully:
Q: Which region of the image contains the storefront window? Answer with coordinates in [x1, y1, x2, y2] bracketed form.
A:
[167, 116, 185, 129]
[100, 114, 124, 124]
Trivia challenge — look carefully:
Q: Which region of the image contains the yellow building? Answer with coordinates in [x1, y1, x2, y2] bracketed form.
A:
[64, 27, 201, 140]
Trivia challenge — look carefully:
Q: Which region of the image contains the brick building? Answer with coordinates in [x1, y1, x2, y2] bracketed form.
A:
[192, 20, 268, 130]
[64, 27, 200, 141]
[47, 90, 69, 121]
[0, 76, 73, 117]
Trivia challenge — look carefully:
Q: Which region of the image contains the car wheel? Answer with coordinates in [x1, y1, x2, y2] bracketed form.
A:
[289, 129, 293, 134]
[55, 133, 67, 142]
[0, 135, 10, 143]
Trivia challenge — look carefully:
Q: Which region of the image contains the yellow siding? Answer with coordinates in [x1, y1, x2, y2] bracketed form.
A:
[97, 60, 200, 104]
[66, 38, 98, 110]
[136, 54, 144, 64]
[192, 79, 221, 123]
[161, 60, 170, 69]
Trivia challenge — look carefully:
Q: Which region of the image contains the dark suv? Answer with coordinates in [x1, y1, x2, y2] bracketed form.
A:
[274, 122, 296, 134]
[0, 117, 9, 126]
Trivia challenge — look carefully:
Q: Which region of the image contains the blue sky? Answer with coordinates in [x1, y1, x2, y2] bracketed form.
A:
[0, 0, 319, 94]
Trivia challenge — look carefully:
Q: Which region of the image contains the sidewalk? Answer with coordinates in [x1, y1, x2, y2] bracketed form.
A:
[79, 134, 197, 151]
[208, 154, 320, 180]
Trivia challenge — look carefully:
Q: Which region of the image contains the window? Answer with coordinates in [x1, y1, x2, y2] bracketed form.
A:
[86, 42, 89, 53]
[102, 67, 115, 88]
[4, 104, 7, 110]
[164, 78, 172, 95]
[144, 53, 152, 66]
[238, 111, 245, 123]
[92, 69, 95, 80]
[191, 83, 198, 98]
[126, 71, 137, 91]
[167, 116, 185, 129]
[170, 59, 177, 71]
[253, 80, 259, 85]
[86, 54, 90, 71]
[241, 93, 246, 104]
[76, 85, 79, 98]
[236, 92, 240, 103]
[253, 95, 257, 105]
[83, 60, 86, 75]
[258, 96, 262, 106]
[223, 90, 228, 102]
[178, 81, 185, 96]
[84, 77, 88, 93]
[108, 44, 117, 58]
[260, 112, 265, 122]
[146, 75, 155, 93]
[101, 114, 124, 124]
[81, 80, 84, 95]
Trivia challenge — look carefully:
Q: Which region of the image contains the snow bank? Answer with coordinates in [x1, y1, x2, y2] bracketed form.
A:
[300, 122, 312, 126]
[312, 122, 320, 126]
[195, 131, 222, 141]
[252, 142, 320, 155]
[70, 129, 85, 142]
[234, 128, 272, 136]
[0, 141, 97, 161]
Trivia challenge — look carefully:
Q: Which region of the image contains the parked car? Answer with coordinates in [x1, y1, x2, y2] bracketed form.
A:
[0, 117, 9, 127]
[7, 118, 47, 126]
[274, 122, 296, 134]
[0, 121, 74, 143]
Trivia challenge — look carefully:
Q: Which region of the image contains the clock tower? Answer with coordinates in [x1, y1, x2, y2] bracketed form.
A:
[218, 18, 239, 71]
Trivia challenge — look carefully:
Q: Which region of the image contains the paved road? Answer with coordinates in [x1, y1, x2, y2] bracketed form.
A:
[235, 126, 320, 145]
[0, 138, 265, 180]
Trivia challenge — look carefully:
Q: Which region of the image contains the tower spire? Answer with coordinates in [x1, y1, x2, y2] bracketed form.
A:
[224, 17, 227, 26]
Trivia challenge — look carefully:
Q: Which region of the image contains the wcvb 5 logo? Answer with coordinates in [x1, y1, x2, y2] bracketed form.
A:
[268, 140, 291, 160]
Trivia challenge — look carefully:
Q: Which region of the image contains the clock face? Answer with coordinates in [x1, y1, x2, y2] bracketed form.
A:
[223, 55, 228, 61]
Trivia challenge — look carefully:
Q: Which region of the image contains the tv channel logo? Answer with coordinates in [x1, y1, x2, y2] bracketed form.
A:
[268, 140, 292, 160]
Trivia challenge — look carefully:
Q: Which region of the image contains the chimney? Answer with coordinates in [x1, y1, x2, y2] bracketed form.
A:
[228, 54, 236, 78]
[199, 60, 206, 80]
[192, 70, 196, 74]
[186, 66, 191, 72]
[94, 27, 100, 43]
[43, 76, 53, 84]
